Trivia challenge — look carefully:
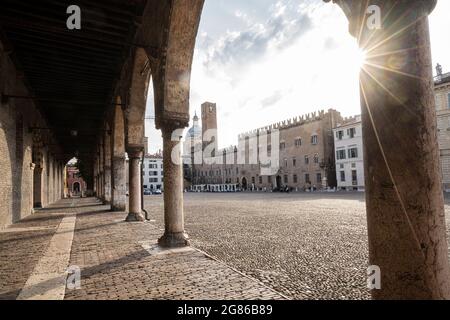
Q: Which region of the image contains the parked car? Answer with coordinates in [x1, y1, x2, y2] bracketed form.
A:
[153, 189, 162, 195]
[143, 189, 152, 195]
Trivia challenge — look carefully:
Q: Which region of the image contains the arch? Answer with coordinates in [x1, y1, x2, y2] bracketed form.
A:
[241, 177, 248, 191]
[72, 182, 81, 194]
[140, 0, 205, 130]
[276, 176, 282, 190]
[125, 47, 151, 150]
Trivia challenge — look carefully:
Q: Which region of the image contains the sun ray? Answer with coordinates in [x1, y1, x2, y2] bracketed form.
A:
[361, 66, 418, 119]
[359, 1, 399, 50]
[365, 14, 426, 55]
[363, 61, 426, 80]
[365, 46, 422, 60]
[356, 0, 371, 47]
[359, 81, 425, 259]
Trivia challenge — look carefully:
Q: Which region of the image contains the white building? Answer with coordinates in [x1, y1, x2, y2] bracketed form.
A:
[434, 64, 450, 191]
[333, 115, 365, 191]
[143, 153, 164, 191]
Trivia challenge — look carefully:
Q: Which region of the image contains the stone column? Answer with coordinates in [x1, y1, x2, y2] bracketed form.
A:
[158, 126, 189, 247]
[104, 166, 112, 204]
[329, 0, 450, 299]
[111, 156, 127, 211]
[33, 166, 43, 208]
[126, 148, 144, 221]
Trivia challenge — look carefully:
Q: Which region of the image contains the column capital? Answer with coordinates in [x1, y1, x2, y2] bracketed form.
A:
[324, 0, 437, 38]
[126, 145, 144, 159]
[160, 120, 188, 135]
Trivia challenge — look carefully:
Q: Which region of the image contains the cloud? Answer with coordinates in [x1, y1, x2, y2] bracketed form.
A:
[323, 37, 338, 50]
[202, 1, 313, 70]
[260, 90, 283, 109]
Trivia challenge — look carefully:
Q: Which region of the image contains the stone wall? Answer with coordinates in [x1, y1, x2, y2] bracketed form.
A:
[0, 39, 64, 229]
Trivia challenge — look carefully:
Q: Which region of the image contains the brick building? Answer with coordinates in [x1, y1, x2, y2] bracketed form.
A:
[185, 103, 342, 191]
[66, 163, 87, 197]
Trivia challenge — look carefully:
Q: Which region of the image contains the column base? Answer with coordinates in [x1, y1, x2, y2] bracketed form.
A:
[158, 232, 190, 248]
[125, 212, 145, 222]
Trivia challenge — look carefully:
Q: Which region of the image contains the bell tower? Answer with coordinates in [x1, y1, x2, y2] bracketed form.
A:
[201, 102, 218, 157]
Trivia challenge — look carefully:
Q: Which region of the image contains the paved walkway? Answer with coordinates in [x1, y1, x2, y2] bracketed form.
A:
[0, 198, 285, 300]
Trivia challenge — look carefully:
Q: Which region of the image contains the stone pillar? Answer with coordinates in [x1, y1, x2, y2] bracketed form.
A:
[104, 166, 112, 203]
[158, 126, 189, 247]
[111, 156, 127, 211]
[329, 0, 450, 299]
[126, 148, 144, 221]
[33, 166, 43, 208]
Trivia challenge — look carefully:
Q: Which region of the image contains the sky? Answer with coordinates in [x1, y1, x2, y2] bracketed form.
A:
[145, 0, 450, 154]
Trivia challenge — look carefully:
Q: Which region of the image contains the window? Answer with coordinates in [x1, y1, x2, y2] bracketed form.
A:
[305, 155, 309, 165]
[348, 147, 358, 159]
[351, 163, 356, 168]
[336, 131, 344, 140]
[293, 158, 297, 167]
[314, 154, 319, 164]
[340, 164, 344, 169]
[348, 128, 356, 138]
[293, 174, 298, 183]
[305, 174, 310, 183]
[284, 175, 288, 184]
[236, 167, 239, 174]
[317, 173, 322, 183]
[284, 159, 288, 168]
[149, 178, 158, 183]
[311, 135, 318, 145]
[336, 149, 346, 160]
[340, 171, 346, 182]
[268, 176, 272, 184]
[280, 142, 286, 150]
[352, 170, 358, 185]
[149, 171, 158, 176]
[267, 145, 272, 156]
[252, 177, 256, 184]
[295, 138, 302, 147]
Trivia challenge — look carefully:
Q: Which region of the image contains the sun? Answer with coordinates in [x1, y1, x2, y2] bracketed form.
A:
[355, 48, 368, 69]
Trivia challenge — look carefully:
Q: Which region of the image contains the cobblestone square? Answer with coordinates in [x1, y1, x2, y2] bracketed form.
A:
[146, 192, 450, 300]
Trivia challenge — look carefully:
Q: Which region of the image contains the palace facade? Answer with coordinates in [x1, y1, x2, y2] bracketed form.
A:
[184, 102, 342, 191]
